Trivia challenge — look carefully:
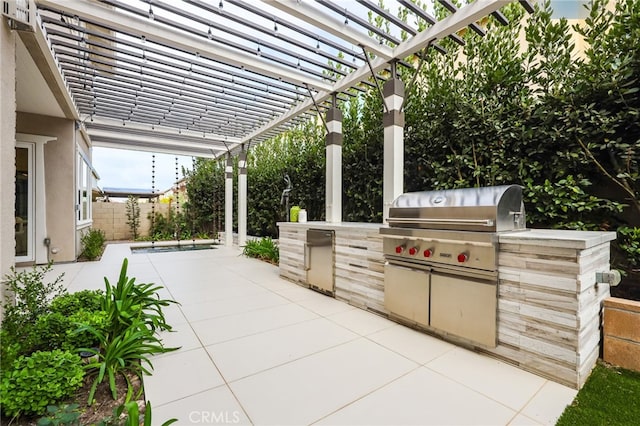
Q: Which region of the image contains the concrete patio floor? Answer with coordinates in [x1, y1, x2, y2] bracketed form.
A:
[51, 243, 577, 425]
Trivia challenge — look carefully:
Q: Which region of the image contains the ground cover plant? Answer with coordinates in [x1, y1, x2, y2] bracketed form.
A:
[557, 362, 640, 425]
[242, 237, 280, 264]
[0, 261, 178, 425]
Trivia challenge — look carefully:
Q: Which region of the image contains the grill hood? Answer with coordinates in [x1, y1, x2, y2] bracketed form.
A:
[387, 184, 526, 232]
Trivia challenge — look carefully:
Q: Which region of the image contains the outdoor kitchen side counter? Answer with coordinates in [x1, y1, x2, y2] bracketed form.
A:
[493, 229, 617, 388]
[278, 223, 618, 389]
[277, 221, 387, 312]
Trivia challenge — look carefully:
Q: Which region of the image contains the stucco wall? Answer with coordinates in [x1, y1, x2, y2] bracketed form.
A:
[93, 202, 170, 241]
[0, 20, 17, 323]
[16, 112, 76, 263]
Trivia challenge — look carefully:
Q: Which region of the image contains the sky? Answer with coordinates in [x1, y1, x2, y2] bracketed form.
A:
[92, 147, 194, 192]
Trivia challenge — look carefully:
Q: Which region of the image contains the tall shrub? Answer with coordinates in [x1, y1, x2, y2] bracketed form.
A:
[125, 195, 141, 240]
[183, 157, 225, 236]
[569, 0, 640, 217]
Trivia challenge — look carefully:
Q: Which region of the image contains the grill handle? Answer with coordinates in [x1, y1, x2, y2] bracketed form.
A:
[386, 217, 495, 227]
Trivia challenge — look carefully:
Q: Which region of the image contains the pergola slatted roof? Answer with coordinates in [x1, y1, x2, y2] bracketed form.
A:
[34, 0, 533, 158]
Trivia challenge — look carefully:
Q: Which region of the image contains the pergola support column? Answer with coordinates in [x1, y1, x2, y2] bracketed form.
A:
[325, 97, 342, 223]
[225, 154, 233, 247]
[238, 149, 247, 247]
[382, 67, 405, 222]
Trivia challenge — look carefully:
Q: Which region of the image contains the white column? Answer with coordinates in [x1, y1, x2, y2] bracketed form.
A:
[325, 104, 342, 223]
[224, 154, 233, 247]
[1, 21, 16, 322]
[34, 139, 48, 264]
[238, 150, 247, 247]
[382, 76, 405, 222]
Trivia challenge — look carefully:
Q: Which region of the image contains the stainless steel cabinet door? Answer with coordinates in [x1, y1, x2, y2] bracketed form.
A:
[430, 273, 497, 347]
[307, 244, 334, 293]
[384, 263, 429, 327]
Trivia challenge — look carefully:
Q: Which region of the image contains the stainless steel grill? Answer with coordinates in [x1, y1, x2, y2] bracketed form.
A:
[380, 185, 526, 348]
[387, 185, 526, 232]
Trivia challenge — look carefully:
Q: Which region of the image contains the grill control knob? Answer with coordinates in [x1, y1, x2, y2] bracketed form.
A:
[409, 247, 418, 256]
[457, 253, 469, 263]
[423, 249, 433, 258]
[395, 245, 404, 254]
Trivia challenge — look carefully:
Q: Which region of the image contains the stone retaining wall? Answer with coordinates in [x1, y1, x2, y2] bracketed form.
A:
[603, 297, 640, 372]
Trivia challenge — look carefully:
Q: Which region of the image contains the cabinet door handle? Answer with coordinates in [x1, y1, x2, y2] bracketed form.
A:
[304, 244, 310, 270]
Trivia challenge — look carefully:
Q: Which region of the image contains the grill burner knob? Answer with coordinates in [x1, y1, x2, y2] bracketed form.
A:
[423, 249, 433, 258]
[457, 253, 469, 263]
[395, 245, 404, 254]
[409, 247, 418, 256]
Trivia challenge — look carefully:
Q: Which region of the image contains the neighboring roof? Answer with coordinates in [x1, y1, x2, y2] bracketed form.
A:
[32, 0, 533, 158]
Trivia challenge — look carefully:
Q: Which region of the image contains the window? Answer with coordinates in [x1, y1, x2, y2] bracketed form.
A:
[77, 153, 92, 224]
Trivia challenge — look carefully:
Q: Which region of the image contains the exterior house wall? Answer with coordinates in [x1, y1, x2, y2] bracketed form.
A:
[16, 112, 76, 263]
[0, 20, 17, 323]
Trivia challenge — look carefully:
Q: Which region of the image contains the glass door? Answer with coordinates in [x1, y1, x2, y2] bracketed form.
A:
[15, 142, 34, 262]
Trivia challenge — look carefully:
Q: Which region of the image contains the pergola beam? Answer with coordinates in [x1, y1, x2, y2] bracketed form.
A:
[38, 0, 334, 93]
[266, 0, 395, 61]
[86, 117, 241, 147]
[393, 0, 507, 60]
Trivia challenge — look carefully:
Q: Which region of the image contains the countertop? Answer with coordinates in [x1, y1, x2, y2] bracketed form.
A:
[279, 222, 617, 249]
[277, 221, 386, 231]
[498, 229, 617, 249]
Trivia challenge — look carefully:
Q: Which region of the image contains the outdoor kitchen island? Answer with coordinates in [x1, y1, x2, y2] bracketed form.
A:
[278, 221, 616, 389]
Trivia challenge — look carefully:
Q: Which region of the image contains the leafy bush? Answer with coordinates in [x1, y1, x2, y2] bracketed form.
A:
[81, 228, 106, 260]
[524, 176, 623, 230]
[33, 312, 74, 352]
[0, 350, 84, 417]
[147, 209, 190, 241]
[0, 329, 26, 373]
[65, 310, 108, 351]
[618, 227, 640, 270]
[31, 310, 105, 353]
[1, 291, 107, 368]
[242, 237, 279, 264]
[50, 289, 104, 316]
[1, 263, 65, 339]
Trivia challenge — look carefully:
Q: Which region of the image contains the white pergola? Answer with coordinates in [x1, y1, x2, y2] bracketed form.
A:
[8, 0, 534, 245]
